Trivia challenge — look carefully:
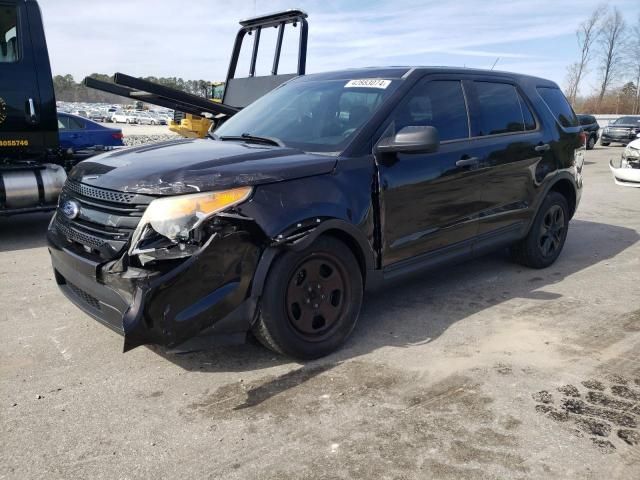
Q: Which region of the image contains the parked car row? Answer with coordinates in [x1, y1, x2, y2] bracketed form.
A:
[577, 114, 640, 149]
[109, 110, 171, 125]
[57, 102, 173, 126]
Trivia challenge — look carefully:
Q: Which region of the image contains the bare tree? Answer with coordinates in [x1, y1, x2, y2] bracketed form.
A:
[565, 5, 605, 106]
[597, 7, 626, 106]
[629, 15, 640, 114]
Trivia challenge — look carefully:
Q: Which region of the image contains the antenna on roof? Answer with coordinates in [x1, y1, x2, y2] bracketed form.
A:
[490, 57, 500, 70]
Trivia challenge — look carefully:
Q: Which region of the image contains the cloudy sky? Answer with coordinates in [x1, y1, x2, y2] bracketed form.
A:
[39, 0, 639, 96]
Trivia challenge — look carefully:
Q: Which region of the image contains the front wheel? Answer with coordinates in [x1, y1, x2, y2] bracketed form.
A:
[510, 192, 569, 269]
[587, 136, 595, 150]
[253, 236, 363, 359]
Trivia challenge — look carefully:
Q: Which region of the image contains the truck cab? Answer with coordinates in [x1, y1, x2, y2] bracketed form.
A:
[1, 0, 64, 214]
[0, 0, 57, 158]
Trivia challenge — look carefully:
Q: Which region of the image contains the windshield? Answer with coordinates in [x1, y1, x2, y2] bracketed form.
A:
[613, 116, 640, 126]
[214, 78, 400, 153]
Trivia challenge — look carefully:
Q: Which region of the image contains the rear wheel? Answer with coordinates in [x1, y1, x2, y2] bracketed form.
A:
[601, 141, 610, 146]
[510, 192, 569, 269]
[253, 236, 363, 359]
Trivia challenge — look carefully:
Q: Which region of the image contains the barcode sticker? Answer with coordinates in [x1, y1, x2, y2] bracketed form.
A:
[345, 79, 391, 89]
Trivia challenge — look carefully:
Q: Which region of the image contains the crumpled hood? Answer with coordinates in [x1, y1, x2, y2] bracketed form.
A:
[69, 138, 337, 195]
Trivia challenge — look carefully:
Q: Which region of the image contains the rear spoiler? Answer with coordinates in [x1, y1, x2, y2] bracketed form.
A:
[83, 9, 308, 118]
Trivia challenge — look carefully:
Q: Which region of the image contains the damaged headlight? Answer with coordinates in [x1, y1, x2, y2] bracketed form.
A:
[623, 145, 640, 160]
[129, 186, 252, 259]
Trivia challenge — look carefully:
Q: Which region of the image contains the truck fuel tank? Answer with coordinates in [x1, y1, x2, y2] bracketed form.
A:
[1, 164, 66, 210]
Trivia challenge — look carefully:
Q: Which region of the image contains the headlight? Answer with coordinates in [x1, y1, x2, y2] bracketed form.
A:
[129, 186, 252, 255]
[623, 145, 640, 159]
[604, 127, 610, 133]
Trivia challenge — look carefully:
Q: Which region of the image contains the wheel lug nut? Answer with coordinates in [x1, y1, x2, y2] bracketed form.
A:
[308, 286, 313, 292]
[317, 284, 321, 289]
[321, 294, 325, 299]
[305, 299, 310, 304]
[313, 304, 319, 308]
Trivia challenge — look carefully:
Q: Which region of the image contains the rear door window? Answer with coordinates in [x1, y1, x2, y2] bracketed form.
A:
[391, 80, 469, 142]
[68, 116, 85, 130]
[473, 82, 531, 136]
[0, 5, 19, 62]
[58, 115, 71, 129]
[537, 87, 578, 128]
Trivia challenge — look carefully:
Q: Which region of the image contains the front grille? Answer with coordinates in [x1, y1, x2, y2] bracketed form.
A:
[67, 281, 101, 310]
[65, 181, 138, 204]
[54, 181, 155, 259]
[55, 219, 107, 250]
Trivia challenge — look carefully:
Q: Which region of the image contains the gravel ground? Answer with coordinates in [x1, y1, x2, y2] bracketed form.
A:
[98, 123, 182, 147]
[0, 145, 639, 479]
[117, 123, 181, 147]
[123, 133, 181, 147]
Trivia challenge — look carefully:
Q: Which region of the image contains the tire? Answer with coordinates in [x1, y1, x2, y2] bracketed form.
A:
[587, 136, 595, 150]
[510, 192, 569, 269]
[601, 141, 610, 146]
[253, 236, 363, 359]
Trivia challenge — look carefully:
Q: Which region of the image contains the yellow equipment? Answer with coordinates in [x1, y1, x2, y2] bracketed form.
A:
[168, 82, 225, 138]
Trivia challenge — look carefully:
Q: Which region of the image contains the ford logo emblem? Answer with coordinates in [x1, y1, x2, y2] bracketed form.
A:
[61, 200, 80, 219]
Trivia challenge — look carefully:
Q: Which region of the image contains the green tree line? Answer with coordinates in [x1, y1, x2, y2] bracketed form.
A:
[53, 73, 217, 104]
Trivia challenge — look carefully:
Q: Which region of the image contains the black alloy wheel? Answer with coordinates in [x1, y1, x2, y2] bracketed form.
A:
[510, 191, 569, 269]
[538, 204, 565, 259]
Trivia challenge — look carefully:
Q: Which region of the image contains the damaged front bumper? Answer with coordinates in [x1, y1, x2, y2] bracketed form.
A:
[609, 158, 640, 188]
[47, 222, 263, 351]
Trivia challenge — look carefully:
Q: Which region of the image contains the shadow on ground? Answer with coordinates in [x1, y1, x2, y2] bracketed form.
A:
[0, 212, 52, 252]
[154, 219, 639, 406]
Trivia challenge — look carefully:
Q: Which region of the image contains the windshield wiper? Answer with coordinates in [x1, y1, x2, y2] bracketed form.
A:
[218, 132, 284, 147]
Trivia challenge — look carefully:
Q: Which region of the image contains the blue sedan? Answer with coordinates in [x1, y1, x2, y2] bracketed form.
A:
[58, 112, 124, 151]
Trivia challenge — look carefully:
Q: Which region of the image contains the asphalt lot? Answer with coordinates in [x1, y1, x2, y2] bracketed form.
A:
[1, 145, 639, 479]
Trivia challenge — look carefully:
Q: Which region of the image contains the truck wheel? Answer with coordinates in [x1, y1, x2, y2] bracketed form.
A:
[510, 192, 569, 269]
[253, 236, 363, 359]
[601, 141, 610, 146]
[587, 136, 595, 150]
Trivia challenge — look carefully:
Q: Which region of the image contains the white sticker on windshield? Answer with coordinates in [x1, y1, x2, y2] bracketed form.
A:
[345, 79, 391, 89]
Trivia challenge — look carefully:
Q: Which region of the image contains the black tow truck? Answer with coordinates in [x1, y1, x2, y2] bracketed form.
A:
[0, 0, 64, 215]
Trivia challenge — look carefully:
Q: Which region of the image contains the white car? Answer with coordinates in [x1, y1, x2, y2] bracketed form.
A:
[111, 111, 137, 124]
[610, 135, 640, 187]
[132, 111, 155, 125]
[148, 112, 168, 125]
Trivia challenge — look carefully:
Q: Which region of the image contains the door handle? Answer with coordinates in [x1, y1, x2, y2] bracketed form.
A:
[456, 157, 480, 168]
[27, 98, 38, 124]
[534, 143, 550, 152]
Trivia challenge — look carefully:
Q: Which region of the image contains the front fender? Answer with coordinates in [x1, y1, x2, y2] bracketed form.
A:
[248, 217, 377, 301]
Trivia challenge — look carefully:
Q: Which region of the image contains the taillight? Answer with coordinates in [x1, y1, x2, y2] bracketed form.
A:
[579, 131, 586, 146]
[112, 132, 123, 140]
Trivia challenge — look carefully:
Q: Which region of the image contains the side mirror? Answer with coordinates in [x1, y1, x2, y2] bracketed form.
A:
[375, 126, 440, 154]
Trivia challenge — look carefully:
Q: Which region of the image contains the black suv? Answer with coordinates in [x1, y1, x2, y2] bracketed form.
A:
[577, 114, 599, 149]
[48, 68, 584, 359]
[601, 116, 640, 146]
